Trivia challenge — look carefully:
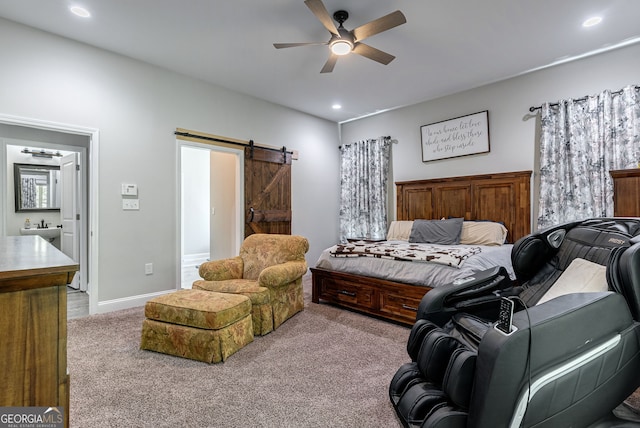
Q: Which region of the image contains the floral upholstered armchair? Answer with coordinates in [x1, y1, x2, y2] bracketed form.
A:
[193, 234, 309, 336]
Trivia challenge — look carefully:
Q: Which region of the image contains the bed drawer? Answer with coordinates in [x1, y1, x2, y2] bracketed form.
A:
[379, 292, 422, 322]
[311, 268, 433, 326]
[317, 279, 375, 309]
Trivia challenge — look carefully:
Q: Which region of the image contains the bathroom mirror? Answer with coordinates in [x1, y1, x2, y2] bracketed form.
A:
[14, 163, 61, 212]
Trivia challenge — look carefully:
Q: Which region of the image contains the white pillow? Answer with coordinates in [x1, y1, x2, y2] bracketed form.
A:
[386, 221, 414, 241]
[459, 221, 508, 246]
[536, 258, 608, 305]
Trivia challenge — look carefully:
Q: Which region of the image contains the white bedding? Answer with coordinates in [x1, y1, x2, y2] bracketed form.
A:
[315, 240, 515, 288]
[328, 242, 482, 268]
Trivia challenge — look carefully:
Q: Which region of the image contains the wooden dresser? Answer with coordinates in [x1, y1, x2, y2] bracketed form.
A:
[610, 168, 640, 217]
[0, 236, 78, 427]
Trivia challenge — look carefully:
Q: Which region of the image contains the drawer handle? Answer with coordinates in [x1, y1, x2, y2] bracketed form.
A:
[339, 290, 356, 297]
[402, 304, 418, 312]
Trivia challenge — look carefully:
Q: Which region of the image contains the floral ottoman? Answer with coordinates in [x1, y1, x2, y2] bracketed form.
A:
[140, 289, 253, 363]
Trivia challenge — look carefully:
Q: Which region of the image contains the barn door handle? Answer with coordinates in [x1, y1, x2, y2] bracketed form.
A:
[249, 207, 254, 222]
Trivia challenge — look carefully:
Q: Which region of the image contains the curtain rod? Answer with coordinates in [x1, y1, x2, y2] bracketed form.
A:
[339, 136, 392, 149]
[174, 130, 293, 155]
[529, 88, 627, 112]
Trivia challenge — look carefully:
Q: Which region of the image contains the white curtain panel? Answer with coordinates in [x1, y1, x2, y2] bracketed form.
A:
[538, 85, 640, 229]
[21, 177, 38, 209]
[339, 136, 391, 242]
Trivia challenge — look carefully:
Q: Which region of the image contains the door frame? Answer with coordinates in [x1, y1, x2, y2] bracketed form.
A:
[60, 152, 81, 290]
[176, 139, 244, 290]
[0, 113, 100, 314]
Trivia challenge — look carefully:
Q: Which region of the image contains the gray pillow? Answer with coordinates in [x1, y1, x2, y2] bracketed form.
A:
[408, 218, 464, 245]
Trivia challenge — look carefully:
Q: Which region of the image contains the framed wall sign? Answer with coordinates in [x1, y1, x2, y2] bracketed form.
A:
[420, 110, 490, 162]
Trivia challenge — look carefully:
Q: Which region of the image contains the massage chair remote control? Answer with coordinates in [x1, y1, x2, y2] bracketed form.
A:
[496, 297, 515, 334]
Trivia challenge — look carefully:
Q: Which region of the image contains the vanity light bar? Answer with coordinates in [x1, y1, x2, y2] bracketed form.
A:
[21, 148, 63, 158]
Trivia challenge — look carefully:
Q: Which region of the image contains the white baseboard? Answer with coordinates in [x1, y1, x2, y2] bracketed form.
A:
[181, 252, 209, 289]
[97, 253, 210, 313]
[96, 289, 176, 314]
[182, 252, 209, 266]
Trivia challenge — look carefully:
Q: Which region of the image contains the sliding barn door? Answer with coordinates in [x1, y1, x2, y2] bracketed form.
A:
[244, 146, 292, 237]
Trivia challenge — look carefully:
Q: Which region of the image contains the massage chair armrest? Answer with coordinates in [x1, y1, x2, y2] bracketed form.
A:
[198, 256, 244, 281]
[416, 266, 514, 327]
[499, 292, 632, 360]
[471, 292, 635, 427]
[258, 260, 308, 288]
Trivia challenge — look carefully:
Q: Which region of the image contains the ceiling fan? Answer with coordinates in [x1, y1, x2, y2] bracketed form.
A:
[273, 0, 406, 73]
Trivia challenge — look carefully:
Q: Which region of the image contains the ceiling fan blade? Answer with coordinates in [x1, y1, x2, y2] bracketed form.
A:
[273, 42, 327, 49]
[352, 10, 406, 42]
[304, 0, 339, 35]
[320, 53, 338, 73]
[352, 43, 396, 65]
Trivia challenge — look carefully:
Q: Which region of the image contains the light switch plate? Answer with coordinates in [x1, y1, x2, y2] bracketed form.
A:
[121, 183, 138, 196]
[122, 199, 139, 210]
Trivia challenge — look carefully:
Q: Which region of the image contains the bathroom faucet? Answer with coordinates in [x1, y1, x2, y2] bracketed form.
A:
[40, 219, 46, 229]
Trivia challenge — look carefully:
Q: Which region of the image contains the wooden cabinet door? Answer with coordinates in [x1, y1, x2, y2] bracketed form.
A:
[244, 146, 292, 236]
[0, 286, 60, 406]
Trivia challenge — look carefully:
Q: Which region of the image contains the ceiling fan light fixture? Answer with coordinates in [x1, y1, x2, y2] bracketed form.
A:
[273, 1, 406, 73]
[330, 40, 353, 56]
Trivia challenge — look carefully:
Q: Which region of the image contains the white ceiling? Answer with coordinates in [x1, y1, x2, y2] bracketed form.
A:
[1, 0, 639, 123]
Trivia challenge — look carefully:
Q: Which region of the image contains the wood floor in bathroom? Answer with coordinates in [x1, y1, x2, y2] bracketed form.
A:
[67, 287, 89, 319]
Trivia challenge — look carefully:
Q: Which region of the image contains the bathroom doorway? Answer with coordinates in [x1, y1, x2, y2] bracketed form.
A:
[5, 143, 86, 290]
[178, 142, 244, 289]
[0, 115, 99, 315]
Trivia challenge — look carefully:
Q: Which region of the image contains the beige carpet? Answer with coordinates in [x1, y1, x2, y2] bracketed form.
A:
[67, 275, 409, 427]
[624, 389, 640, 416]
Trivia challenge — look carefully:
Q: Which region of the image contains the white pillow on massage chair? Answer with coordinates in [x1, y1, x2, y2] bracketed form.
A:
[536, 258, 608, 305]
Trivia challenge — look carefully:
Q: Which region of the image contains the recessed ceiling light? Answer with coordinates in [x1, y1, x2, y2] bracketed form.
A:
[70, 6, 91, 18]
[332, 104, 342, 110]
[582, 16, 602, 27]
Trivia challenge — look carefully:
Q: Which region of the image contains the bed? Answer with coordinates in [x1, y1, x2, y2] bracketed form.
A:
[311, 170, 532, 325]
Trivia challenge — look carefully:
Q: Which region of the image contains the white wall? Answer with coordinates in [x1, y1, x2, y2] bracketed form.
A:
[181, 146, 210, 255]
[0, 18, 340, 307]
[340, 43, 640, 226]
[210, 150, 237, 261]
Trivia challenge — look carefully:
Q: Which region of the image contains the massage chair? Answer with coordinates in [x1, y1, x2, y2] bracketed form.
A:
[389, 218, 640, 427]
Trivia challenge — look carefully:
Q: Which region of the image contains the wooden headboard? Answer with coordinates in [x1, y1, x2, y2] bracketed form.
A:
[396, 170, 532, 243]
